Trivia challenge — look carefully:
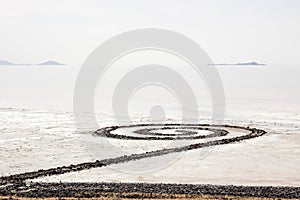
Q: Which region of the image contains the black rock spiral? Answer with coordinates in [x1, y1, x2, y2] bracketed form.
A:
[3, 124, 298, 199]
[1, 124, 265, 185]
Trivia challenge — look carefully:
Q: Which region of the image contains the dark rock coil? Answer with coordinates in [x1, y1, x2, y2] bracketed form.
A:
[4, 124, 298, 199]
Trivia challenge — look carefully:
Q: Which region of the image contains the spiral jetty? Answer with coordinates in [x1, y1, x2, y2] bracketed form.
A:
[0, 124, 299, 199]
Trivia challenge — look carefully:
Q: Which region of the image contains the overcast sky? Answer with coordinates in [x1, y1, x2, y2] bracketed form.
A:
[0, 0, 300, 65]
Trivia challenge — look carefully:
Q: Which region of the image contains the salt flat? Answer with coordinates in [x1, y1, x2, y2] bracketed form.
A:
[1, 108, 299, 186]
[0, 64, 299, 186]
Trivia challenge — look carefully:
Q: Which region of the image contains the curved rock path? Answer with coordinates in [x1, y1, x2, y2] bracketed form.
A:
[1, 124, 299, 198]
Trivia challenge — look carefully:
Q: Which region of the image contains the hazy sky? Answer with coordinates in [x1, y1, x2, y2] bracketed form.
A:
[1, 0, 300, 65]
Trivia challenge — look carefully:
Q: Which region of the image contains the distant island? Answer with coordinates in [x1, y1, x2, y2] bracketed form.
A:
[0, 60, 65, 66]
[0, 60, 16, 65]
[37, 60, 65, 65]
[236, 62, 265, 66]
[0, 60, 30, 65]
[209, 62, 266, 66]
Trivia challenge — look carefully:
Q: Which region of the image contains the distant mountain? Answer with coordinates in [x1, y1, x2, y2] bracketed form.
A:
[0, 60, 65, 66]
[37, 60, 65, 65]
[209, 61, 265, 66]
[0, 60, 16, 65]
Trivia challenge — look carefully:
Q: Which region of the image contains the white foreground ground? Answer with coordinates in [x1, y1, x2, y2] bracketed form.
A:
[0, 108, 299, 186]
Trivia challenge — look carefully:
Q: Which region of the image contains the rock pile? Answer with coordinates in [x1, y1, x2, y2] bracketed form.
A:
[1, 182, 299, 199]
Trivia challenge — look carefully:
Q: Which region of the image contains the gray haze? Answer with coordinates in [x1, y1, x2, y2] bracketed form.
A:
[0, 0, 299, 114]
[0, 0, 300, 65]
